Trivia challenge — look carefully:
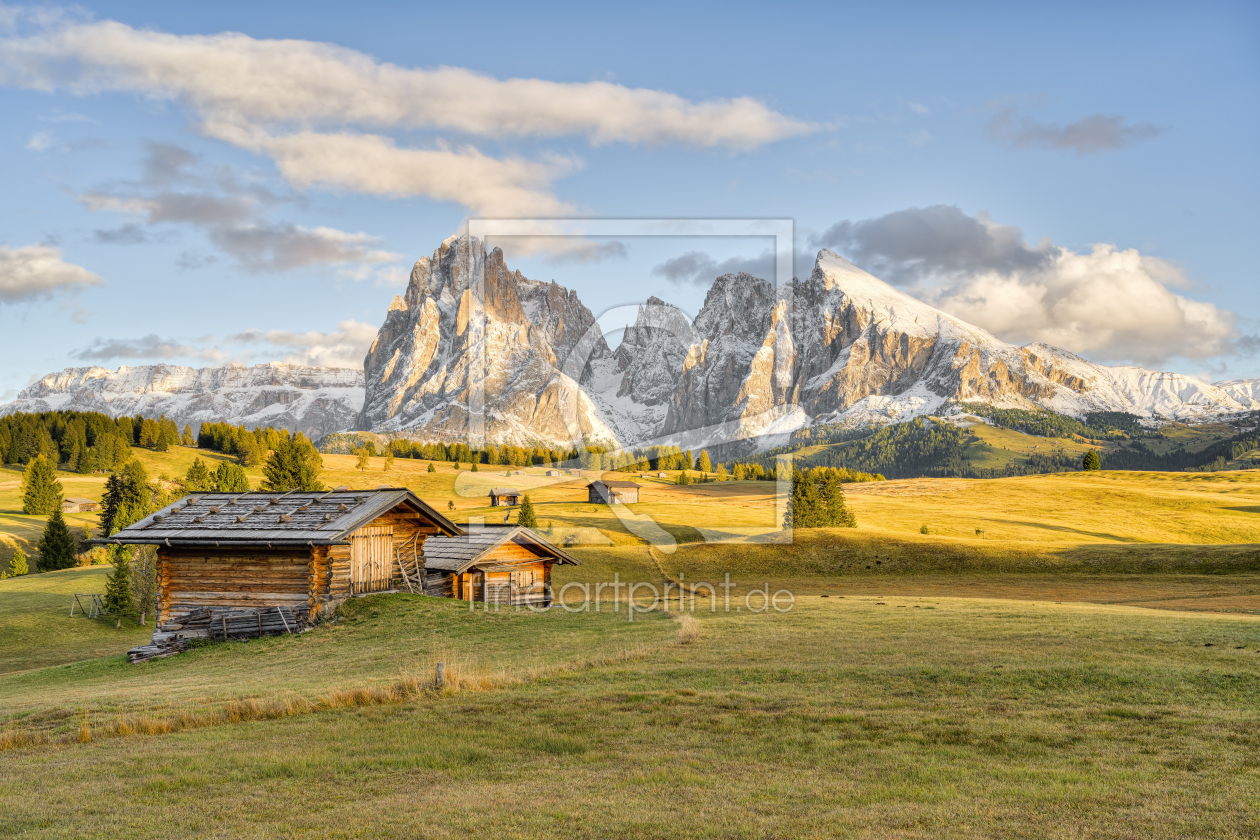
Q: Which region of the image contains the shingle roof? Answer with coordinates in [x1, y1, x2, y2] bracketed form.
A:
[489, 488, 522, 496]
[97, 488, 462, 547]
[589, 480, 641, 489]
[422, 526, 579, 573]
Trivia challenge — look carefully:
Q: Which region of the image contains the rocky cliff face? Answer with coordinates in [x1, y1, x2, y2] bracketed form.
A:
[352, 240, 1260, 449]
[1, 363, 363, 438]
[356, 235, 618, 445]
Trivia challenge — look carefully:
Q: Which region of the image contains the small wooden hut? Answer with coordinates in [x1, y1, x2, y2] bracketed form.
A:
[587, 480, 641, 504]
[488, 488, 523, 506]
[98, 488, 461, 623]
[420, 526, 578, 606]
[61, 497, 99, 513]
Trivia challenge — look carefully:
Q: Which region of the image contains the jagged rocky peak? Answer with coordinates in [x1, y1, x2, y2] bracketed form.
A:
[612, 297, 698, 406]
[357, 234, 616, 445]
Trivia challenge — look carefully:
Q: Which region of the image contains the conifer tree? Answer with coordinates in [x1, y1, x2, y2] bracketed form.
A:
[103, 547, 136, 628]
[355, 447, 370, 472]
[214, 461, 251, 493]
[733, 463, 747, 481]
[262, 435, 326, 492]
[384, 451, 394, 472]
[37, 509, 78, 571]
[22, 455, 64, 515]
[7, 548, 28, 577]
[428, 462, 437, 473]
[99, 472, 124, 535]
[518, 494, 538, 529]
[471, 462, 479, 472]
[236, 433, 262, 467]
[185, 457, 211, 491]
[1082, 450, 1102, 471]
[698, 450, 712, 474]
[181, 424, 196, 447]
[715, 463, 727, 481]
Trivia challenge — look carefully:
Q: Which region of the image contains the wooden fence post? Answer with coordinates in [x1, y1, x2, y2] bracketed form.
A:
[435, 662, 445, 689]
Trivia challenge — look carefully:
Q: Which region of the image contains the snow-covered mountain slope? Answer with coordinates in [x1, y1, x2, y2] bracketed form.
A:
[352, 240, 1258, 450]
[2, 363, 363, 438]
[779, 251, 1258, 426]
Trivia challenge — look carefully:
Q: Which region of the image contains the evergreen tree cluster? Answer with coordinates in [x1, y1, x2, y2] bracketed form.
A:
[1101, 426, 1260, 472]
[197, 421, 287, 467]
[0, 410, 146, 473]
[183, 457, 251, 493]
[262, 434, 325, 491]
[99, 459, 156, 535]
[784, 467, 857, 529]
[957, 403, 1153, 441]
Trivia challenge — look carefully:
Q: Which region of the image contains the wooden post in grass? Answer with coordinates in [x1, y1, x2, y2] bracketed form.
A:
[435, 662, 445, 689]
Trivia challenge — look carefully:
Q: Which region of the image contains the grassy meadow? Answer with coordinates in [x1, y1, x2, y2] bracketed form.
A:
[0, 575, 1257, 838]
[2, 443, 1259, 836]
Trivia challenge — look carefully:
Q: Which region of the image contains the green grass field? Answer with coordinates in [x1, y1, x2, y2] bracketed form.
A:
[3, 445, 1260, 836]
[0, 570, 1257, 838]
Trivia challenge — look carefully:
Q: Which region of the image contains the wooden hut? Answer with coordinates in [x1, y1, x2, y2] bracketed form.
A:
[488, 488, 522, 506]
[97, 488, 461, 624]
[587, 480, 641, 504]
[420, 526, 578, 606]
[545, 469, 562, 477]
[61, 497, 99, 513]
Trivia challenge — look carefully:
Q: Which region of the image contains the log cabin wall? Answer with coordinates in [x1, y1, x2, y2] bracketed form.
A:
[157, 547, 311, 623]
[313, 503, 448, 612]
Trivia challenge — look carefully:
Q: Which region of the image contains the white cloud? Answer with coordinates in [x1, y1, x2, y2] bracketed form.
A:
[226, 320, 378, 369]
[0, 243, 103, 302]
[815, 205, 1238, 365]
[0, 17, 813, 218]
[927, 244, 1236, 364]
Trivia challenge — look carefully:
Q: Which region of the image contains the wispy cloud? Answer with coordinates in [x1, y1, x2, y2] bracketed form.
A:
[72, 333, 224, 362]
[0, 15, 814, 218]
[985, 106, 1164, 155]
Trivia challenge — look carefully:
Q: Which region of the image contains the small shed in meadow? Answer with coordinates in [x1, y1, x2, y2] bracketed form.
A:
[97, 488, 462, 623]
[545, 469, 562, 477]
[62, 498, 99, 513]
[488, 488, 523, 506]
[587, 480, 641, 504]
[421, 526, 578, 606]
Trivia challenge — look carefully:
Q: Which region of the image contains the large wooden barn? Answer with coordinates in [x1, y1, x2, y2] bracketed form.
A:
[420, 526, 578, 606]
[100, 488, 463, 624]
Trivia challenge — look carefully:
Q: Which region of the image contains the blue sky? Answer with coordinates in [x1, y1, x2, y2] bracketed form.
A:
[1, 0, 1257, 400]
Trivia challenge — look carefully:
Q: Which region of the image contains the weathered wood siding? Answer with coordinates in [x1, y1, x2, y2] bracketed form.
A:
[350, 525, 394, 594]
[308, 503, 446, 611]
[157, 547, 311, 623]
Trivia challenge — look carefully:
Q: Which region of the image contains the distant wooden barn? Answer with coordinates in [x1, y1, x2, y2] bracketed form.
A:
[587, 480, 641, 504]
[420, 526, 578, 606]
[61, 497, 99, 513]
[488, 488, 523, 506]
[99, 488, 461, 623]
[545, 469, 562, 477]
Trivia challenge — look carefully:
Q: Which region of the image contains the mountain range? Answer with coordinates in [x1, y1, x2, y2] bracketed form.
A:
[5, 235, 1257, 449]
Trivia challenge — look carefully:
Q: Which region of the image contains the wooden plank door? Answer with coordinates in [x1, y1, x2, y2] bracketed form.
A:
[351, 525, 394, 594]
